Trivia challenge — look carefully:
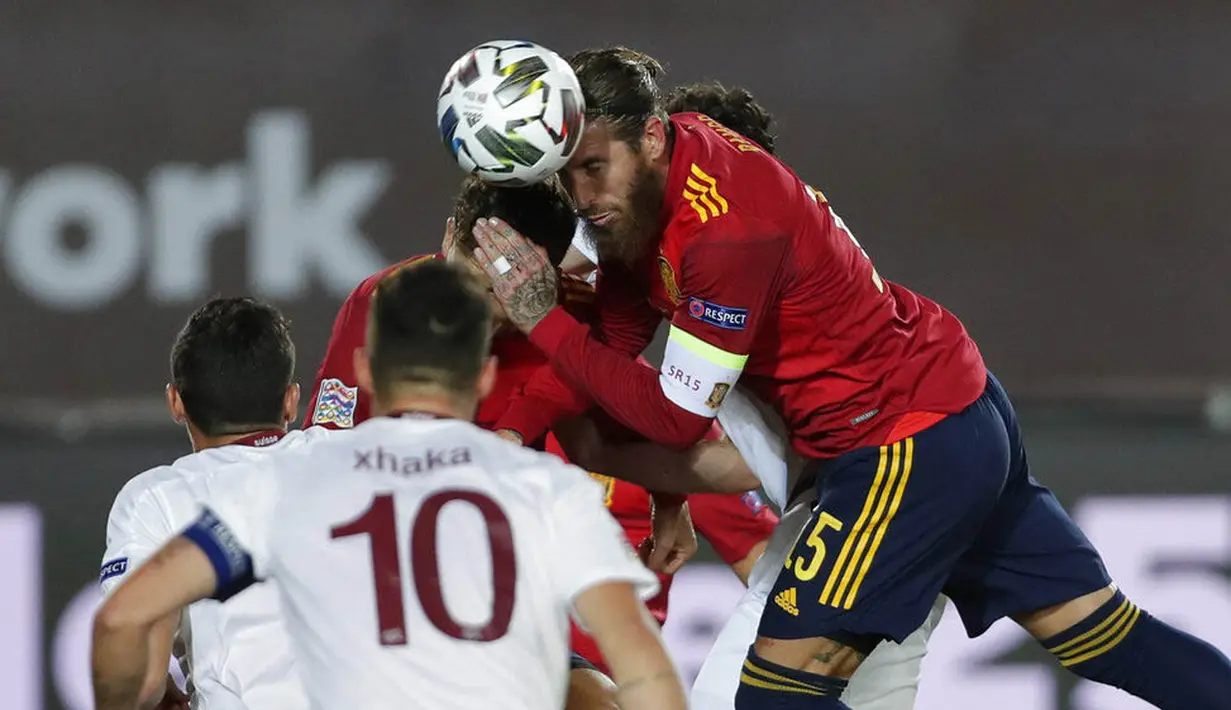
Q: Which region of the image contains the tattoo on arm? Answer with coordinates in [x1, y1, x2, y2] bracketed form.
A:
[504, 267, 559, 330]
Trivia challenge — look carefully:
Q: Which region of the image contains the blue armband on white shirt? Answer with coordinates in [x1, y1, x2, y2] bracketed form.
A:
[181, 507, 257, 601]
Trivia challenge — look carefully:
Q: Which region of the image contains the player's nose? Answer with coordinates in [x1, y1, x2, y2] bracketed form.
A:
[570, 178, 600, 214]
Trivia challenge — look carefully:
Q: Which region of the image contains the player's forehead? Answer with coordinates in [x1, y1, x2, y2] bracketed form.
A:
[565, 119, 619, 167]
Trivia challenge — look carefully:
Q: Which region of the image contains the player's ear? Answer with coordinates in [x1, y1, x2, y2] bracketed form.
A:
[354, 347, 375, 396]
[476, 356, 499, 402]
[283, 383, 300, 427]
[165, 384, 187, 425]
[644, 116, 667, 161]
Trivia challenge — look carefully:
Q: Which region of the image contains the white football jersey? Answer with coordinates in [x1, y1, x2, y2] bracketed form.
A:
[715, 385, 805, 509]
[188, 414, 658, 710]
[101, 427, 328, 710]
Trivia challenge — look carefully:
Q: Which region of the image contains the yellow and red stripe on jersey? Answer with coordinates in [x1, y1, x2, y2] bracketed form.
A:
[682, 164, 729, 224]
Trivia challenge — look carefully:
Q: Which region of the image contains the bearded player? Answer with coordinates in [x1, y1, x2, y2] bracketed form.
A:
[557, 79, 948, 710]
[303, 176, 778, 690]
[475, 47, 1231, 710]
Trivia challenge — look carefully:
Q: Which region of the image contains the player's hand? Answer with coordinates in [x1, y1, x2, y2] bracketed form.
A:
[472, 217, 559, 333]
[495, 428, 524, 445]
[645, 493, 697, 575]
[440, 217, 457, 255]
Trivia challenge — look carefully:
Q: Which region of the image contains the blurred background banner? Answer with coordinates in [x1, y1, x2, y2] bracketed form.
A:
[3, 2, 1231, 709]
[3, 1, 1231, 413]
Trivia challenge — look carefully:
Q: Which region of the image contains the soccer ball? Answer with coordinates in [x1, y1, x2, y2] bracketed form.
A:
[437, 40, 586, 186]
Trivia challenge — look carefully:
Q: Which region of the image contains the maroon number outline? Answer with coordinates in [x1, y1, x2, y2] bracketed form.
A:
[330, 490, 517, 646]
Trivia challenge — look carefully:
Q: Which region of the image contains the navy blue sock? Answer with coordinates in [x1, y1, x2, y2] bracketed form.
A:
[734, 646, 851, 709]
[1040, 589, 1231, 709]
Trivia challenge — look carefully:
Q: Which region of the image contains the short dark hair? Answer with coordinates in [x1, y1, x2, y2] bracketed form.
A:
[451, 176, 577, 266]
[170, 297, 295, 437]
[367, 259, 492, 399]
[568, 46, 667, 145]
[665, 81, 778, 155]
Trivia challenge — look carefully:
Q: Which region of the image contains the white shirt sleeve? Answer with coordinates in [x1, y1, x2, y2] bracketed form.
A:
[99, 470, 177, 598]
[715, 385, 790, 509]
[190, 460, 281, 584]
[571, 218, 598, 263]
[570, 219, 599, 284]
[544, 463, 659, 612]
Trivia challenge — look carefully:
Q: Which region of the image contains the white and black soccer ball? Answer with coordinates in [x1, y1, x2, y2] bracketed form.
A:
[437, 40, 586, 186]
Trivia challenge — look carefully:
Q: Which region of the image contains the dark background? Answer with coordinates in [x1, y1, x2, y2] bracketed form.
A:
[3, 2, 1231, 709]
[2, 2, 1230, 406]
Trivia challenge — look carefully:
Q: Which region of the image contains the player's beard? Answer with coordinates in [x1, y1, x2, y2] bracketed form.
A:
[589, 159, 664, 267]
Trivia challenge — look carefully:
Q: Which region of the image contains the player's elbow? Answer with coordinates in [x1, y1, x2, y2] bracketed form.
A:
[94, 597, 136, 636]
[94, 590, 154, 636]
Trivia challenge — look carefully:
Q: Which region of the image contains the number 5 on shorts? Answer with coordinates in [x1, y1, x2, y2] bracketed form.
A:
[784, 512, 844, 582]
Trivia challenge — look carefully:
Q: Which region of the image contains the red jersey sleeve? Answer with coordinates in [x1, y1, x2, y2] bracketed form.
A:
[303, 286, 371, 430]
[495, 262, 660, 443]
[525, 234, 788, 448]
[304, 254, 441, 429]
[689, 490, 779, 565]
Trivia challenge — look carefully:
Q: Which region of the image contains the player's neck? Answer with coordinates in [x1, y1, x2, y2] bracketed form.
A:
[658, 120, 676, 175]
[373, 387, 476, 423]
[188, 423, 287, 453]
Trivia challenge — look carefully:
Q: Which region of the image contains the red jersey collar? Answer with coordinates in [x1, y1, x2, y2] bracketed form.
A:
[229, 430, 287, 448]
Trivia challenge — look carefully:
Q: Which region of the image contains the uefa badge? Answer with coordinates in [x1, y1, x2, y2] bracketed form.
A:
[312, 378, 359, 428]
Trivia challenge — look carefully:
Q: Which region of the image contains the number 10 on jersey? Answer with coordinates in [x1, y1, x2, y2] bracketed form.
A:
[330, 490, 517, 646]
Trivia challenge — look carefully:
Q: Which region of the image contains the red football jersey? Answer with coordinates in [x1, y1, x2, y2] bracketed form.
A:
[305, 252, 777, 671]
[304, 254, 433, 430]
[303, 253, 590, 434]
[501, 112, 987, 459]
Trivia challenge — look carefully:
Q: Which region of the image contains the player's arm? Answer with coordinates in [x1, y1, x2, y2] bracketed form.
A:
[547, 466, 686, 710]
[98, 479, 188, 710]
[552, 412, 761, 494]
[304, 285, 369, 429]
[689, 490, 779, 586]
[730, 540, 769, 585]
[94, 468, 275, 710]
[573, 582, 687, 710]
[527, 236, 788, 448]
[92, 533, 223, 710]
[497, 259, 661, 445]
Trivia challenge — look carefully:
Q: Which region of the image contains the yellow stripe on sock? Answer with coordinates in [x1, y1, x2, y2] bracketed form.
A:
[739, 672, 828, 697]
[1048, 598, 1132, 655]
[1059, 606, 1142, 667]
